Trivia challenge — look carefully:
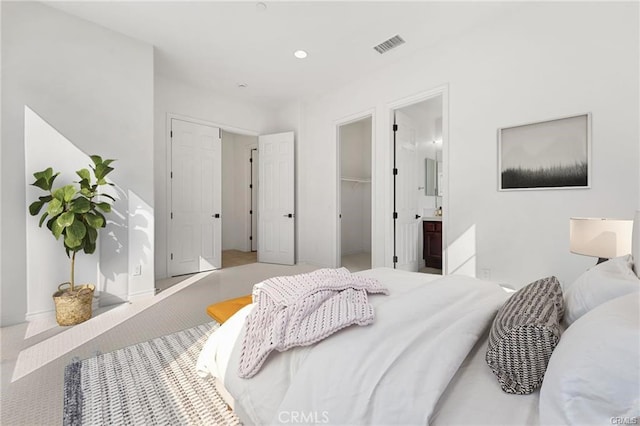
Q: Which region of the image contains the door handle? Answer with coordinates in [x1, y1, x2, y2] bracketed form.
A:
[283, 213, 295, 218]
[415, 214, 421, 219]
[213, 213, 220, 218]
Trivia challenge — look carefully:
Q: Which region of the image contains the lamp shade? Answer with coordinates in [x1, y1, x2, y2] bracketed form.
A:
[570, 217, 633, 259]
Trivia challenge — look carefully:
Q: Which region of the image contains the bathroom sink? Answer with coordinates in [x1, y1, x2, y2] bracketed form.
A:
[422, 216, 442, 221]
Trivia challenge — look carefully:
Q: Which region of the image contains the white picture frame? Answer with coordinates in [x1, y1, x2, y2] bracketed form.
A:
[498, 113, 591, 191]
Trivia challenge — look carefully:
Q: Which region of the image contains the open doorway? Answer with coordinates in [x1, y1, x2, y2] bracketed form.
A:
[338, 116, 373, 272]
[164, 116, 296, 294]
[250, 147, 258, 252]
[221, 130, 258, 268]
[392, 94, 445, 274]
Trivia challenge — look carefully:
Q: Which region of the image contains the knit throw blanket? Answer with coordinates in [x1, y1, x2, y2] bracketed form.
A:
[238, 268, 389, 378]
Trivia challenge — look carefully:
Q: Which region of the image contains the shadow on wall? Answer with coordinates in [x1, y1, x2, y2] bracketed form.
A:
[99, 183, 129, 306]
[98, 185, 153, 306]
[24, 106, 153, 320]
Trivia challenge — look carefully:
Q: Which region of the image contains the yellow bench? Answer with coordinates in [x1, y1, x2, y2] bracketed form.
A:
[206, 294, 253, 324]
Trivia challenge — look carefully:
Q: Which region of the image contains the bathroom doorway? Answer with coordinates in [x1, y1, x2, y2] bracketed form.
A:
[392, 93, 446, 274]
[337, 115, 373, 272]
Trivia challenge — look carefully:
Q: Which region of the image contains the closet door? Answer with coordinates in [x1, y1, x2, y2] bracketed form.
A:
[170, 119, 222, 275]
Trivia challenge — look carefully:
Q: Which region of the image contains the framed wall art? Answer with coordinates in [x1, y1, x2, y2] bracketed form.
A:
[498, 113, 591, 191]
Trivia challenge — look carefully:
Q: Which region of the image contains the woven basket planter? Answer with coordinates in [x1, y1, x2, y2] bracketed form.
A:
[53, 283, 95, 326]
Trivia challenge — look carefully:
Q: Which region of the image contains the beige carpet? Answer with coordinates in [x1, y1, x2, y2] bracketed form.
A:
[63, 322, 240, 425]
[154, 250, 258, 294]
[1, 262, 318, 425]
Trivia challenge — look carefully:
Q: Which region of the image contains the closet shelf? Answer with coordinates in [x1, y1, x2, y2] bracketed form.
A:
[341, 177, 371, 184]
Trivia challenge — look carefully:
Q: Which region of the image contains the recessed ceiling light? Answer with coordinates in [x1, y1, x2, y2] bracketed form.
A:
[256, 2, 267, 12]
[237, 83, 248, 88]
[294, 50, 308, 59]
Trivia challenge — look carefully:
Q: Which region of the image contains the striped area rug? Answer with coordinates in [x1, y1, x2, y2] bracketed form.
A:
[63, 322, 241, 425]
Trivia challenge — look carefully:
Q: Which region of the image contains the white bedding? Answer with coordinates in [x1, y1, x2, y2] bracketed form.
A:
[197, 268, 509, 424]
[431, 326, 540, 426]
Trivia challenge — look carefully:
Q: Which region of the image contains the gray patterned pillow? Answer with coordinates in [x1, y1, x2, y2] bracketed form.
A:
[485, 276, 564, 394]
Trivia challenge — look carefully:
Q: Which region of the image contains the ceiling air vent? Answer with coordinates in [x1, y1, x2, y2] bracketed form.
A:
[373, 35, 405, 54]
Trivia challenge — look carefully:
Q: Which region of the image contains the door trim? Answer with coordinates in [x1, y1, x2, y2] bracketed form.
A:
[334, 109, 376, 268]
[164, 113, 258, 277]
[386, 85, 449, 274]
[245, 144, 258, 252]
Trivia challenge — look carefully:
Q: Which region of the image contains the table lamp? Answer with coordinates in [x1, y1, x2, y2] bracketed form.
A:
[570, 217, 633, 264]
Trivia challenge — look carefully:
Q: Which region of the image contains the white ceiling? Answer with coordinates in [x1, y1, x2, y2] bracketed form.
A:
[48, 1, 519, 108]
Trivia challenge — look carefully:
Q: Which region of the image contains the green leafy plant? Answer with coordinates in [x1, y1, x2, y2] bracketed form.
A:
[29, 155, 116, 292]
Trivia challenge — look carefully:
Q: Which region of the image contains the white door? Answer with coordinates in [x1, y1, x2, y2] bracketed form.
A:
[258, 132, 295, 265]
[395, 111, 421, 271]
[170, 119, 222, 276]
[250, 148, 259, 252]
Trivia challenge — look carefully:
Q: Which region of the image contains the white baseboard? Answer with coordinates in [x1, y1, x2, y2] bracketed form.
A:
[25, 309, 55, 323]
[25, 293, 100, 323]
[127, 289, 155, 303]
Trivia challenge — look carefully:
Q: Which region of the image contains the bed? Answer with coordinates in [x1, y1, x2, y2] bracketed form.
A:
[197, 212, 640, 425]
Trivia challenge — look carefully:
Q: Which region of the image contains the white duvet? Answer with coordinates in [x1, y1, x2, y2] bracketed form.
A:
[197, 268, 508, 425]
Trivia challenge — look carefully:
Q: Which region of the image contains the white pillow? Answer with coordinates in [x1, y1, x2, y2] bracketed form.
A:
[539, 293, 640, 426]
[563, 254, 640, 326]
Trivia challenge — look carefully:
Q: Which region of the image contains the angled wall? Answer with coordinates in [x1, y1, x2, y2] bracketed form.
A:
[1, 2, 154, 325]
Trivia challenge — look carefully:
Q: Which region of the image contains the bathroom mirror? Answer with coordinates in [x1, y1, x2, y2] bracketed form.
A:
[425, 158, 437, 196]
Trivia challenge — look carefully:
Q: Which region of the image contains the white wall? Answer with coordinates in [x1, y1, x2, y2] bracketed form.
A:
[1, 2, 155, 325]
[341, 182, 372, 256]
[154, 75, 275, 278]
[340, 119, 372, 180]
[296, 2, 639, 288]
[0, 0, 4, 325]
[222, 131, 258, 252]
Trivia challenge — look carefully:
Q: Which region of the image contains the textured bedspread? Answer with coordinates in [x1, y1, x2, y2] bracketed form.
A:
[239, 268, 388, 378]
[197, 268, 508, 425]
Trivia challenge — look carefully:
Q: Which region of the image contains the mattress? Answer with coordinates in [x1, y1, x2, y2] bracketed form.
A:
[213, 320, 541, 426]
[198, 213, 640, 424]
[198, 268, 516, 424]
[431, 327, 539, 426]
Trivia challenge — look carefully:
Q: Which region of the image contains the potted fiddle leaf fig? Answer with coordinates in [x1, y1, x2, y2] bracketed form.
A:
[29, 155, 116, 326]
